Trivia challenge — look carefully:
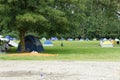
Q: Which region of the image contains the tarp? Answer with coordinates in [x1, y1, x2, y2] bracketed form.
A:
[8, 41, 18, 47]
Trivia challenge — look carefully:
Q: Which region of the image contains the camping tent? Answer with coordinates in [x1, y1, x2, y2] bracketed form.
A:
[51, 37, 58, 41]
[17, 35, 44, 52]
[5, 36, 13, 40]
[43, 40, 53, 46]
[0, 37, 18, 47]
[100, 40, 113, 47]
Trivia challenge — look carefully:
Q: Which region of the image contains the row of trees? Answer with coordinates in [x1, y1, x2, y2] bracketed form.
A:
[0, 0, 120, 52]
[62, 0, 120, 39]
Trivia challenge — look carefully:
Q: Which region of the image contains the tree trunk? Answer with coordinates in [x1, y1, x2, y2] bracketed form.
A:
[19, 28, 26, 52]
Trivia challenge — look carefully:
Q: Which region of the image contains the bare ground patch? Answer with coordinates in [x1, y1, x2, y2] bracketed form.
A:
[0, 61, 120, 80]
[7, 53, 57, 57]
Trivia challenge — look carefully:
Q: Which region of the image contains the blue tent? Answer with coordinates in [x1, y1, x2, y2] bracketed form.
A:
[5, 36, 13, 40]
[51, 37, 58, 41]
[43, 40, 53, 46]
[17, 35, 44, 52]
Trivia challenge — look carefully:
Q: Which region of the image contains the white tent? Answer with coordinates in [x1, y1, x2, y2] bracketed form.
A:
[0, 35, 3, 38]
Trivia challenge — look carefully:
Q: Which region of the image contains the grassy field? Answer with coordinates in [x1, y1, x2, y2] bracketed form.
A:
[0, 41, 120, 61]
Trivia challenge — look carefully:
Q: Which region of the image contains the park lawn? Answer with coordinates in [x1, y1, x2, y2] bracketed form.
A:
[0, 41, 120, 61]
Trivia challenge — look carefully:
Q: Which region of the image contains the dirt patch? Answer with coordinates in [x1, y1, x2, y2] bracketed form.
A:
[7, 53, 57, 57]
[0, 71, 39, 77]
[0, 61, 120, 80]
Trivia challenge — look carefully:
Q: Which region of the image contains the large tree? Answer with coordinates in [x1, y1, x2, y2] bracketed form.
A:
[0, 0, 68, 52]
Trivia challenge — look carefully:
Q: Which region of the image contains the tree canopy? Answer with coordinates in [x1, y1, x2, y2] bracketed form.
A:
[0, 0, 69, 52]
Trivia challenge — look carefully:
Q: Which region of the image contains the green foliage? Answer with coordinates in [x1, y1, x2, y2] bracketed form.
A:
[0, 0, 120, 39]
[16, 13, 46, 23]
[1, 30, 18, 38]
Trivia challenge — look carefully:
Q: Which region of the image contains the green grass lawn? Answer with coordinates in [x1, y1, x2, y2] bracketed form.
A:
[0, 41, 120, 61]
